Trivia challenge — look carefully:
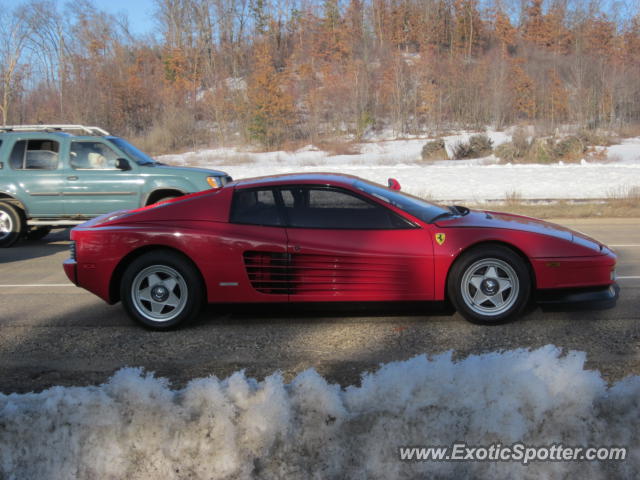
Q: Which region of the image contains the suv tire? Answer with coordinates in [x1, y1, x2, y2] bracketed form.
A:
[0, 202, 24, 248]
[25, 226, 52, 241]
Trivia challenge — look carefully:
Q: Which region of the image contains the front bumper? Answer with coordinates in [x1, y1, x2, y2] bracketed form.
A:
[537, 283, 619, 311]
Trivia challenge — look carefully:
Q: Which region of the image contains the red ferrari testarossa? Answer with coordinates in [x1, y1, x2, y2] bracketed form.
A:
[64, 173, 618, 329]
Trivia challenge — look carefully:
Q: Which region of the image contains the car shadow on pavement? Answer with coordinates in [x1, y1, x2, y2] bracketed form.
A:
[199, 301, 455, 325]
[0, 289, 636, 393]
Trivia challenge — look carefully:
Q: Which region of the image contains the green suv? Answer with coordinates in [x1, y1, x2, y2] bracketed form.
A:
[0, 125, 231, 247]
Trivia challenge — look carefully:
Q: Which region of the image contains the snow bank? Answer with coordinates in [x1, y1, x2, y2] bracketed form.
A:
[219, 162, 640, 201]
[1, 346, 638, 479]
[159, 135, 640, 201]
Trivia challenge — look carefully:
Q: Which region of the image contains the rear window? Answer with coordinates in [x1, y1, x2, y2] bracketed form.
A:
[10, 139, 60, 170]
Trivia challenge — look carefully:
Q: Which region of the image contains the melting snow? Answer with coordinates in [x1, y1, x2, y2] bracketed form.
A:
[1, 346, 638, 479]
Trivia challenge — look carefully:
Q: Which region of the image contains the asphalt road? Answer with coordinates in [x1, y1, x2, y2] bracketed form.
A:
[0, 218, 638, 393]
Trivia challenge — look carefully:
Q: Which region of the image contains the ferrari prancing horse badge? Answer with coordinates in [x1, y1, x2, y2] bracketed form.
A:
[435, 233, 446, 245]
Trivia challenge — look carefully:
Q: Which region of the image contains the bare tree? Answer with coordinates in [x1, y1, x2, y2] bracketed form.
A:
[22, 0, 69, 117]
[0, 3, 31, 124]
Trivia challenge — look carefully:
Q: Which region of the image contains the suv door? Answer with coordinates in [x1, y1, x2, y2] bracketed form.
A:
[282, 186, 436, 302]
[8, 138, 65, 216]
[63, 140, 141, 215]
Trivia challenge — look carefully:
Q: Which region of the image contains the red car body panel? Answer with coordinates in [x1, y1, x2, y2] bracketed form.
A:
[64, 173, 617, 309]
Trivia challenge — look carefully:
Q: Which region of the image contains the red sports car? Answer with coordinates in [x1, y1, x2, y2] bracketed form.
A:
[63, 173, 619, 329]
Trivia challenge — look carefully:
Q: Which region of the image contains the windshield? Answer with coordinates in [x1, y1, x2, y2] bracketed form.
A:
[108, 137, 156, 165]
[354, 179, 450, 223]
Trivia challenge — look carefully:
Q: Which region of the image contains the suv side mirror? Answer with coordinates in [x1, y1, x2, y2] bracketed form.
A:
[116, 158, 131, 171]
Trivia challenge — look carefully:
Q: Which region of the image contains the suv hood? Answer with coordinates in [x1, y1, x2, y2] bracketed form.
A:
[145, 163, 228, 177]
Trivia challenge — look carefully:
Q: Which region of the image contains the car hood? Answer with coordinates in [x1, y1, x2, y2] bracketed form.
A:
[435, 210, 604, 249]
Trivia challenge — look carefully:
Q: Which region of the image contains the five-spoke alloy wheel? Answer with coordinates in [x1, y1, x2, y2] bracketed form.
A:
[448, 245, 531, 324]
[121, 251, 204, 329]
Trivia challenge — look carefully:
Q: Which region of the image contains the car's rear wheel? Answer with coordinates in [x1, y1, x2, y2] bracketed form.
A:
[120, 251, 204, 330]
[447, 246, 531, 324]
[0, 203, 24, 248]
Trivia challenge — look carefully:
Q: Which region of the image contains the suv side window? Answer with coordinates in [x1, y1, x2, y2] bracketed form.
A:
[70, 141, 119, 169]
[282, 186, 413, 229]
[230, 189, 283, 227]
[9, 140, 60, 170]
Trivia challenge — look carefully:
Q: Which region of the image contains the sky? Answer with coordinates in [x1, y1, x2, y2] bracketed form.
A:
[97, 0, 157, 35]
[8, 0, 158, 36]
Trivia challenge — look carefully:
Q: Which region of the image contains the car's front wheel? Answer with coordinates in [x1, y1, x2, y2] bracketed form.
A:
[447, 245, 531, 324]
[120, 251, 204, 330]
[0, 202, 24, 248]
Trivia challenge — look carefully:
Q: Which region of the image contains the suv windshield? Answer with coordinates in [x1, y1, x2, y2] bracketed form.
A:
[354, 179, 449, 223]
[108, 137, 156, 165]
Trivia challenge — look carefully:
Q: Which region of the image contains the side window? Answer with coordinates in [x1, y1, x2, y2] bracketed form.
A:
[283, 187, 412, 229]
[309, 189, 375, 209]
[9, 141, 25, 169]
[10, 140, 59, 170]
[230, 189, 282, 226]
[70, 142, 119, 169]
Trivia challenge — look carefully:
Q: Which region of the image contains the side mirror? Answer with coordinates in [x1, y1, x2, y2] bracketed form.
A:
[116, 158, 131, 171]
[388, 178, 401, 191]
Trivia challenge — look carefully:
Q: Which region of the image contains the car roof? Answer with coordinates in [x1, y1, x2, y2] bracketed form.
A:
[0, 131, 73, 139]
[231, 172, 361, 189]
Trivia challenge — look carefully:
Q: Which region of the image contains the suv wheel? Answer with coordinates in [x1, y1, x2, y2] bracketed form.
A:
[26, 226, 52, 241]
[0, 203, 24, 248]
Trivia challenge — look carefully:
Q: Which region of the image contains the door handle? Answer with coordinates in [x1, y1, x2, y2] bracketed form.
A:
[67, 176, 78, 181]
[292, 245, 301, 252]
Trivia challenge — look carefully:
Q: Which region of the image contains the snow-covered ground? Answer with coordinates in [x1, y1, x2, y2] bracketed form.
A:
[1, 346, 637, 478]
[160, 133, 640, 202]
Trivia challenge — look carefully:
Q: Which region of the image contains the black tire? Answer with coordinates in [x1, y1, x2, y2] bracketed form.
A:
[153, 195, 179, 205]
[25, 226, 52, 241]
[447, 245, 531, 324]
[120, 250, 205, 330]
[0, 202, 24, 248]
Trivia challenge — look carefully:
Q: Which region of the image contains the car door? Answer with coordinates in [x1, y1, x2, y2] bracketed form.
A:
[63, 140, 141, 215]
[8, 138, 66, 216]
[281, 185, 436, 302]
[221, 186, 290, 302]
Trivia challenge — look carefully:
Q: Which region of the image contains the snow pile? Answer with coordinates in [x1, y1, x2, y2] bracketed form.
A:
[607, 137, 640, 164]
[159, 135, 640, 201]
[1, 346, 637, 479]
